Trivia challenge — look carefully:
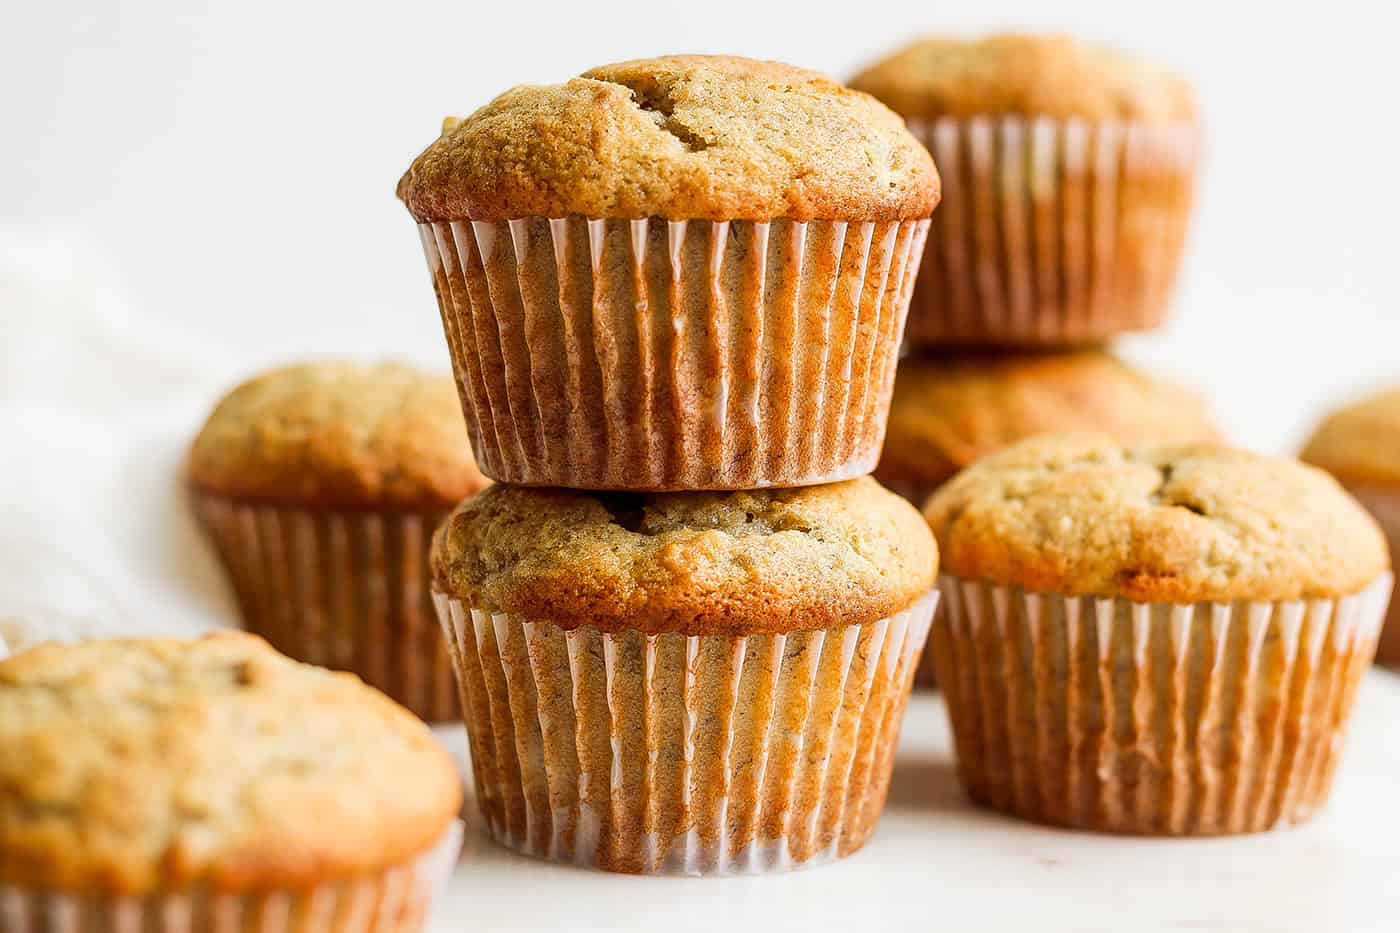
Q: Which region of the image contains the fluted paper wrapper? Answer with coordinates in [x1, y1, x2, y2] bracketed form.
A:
[1345, 489, 1400, 665]
[0, 822, 462, 933]
[931, 573, 1393, 835]
[433, 590, 937, 874]
[416, 217, 930, 489]
[194, 493, 458, 722]
[902, 116, 1199, 347]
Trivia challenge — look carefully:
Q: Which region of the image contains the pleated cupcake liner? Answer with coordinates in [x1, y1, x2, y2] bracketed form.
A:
[0, 821, 462, 933]
[193, 493, 459, 722]
[433, 589, 938, 874]
[930, 572, 1392, 835]
[1344, 488, 1400, 665]
[901, 115, 1199, 347]
[416, 216, 930, 490]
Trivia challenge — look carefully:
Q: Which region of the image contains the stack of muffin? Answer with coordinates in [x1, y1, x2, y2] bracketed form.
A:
[847, 35, 1221, 685]
[394, 56, 943, 874]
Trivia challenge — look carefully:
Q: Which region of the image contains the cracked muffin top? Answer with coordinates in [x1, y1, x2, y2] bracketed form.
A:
[0, 633, 462, 895]
[189, 360, 487, 510]
[922, 434, 1388, 602]
[850, 34, 1197, 123]
[1301, 388, 1400, 489]
[397, 55, 941, 222]
[432, 477, 937, 635]
[876, 350, 1220, 501]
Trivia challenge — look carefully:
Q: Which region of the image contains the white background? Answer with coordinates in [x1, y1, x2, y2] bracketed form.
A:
[2, 4, 1399, 930]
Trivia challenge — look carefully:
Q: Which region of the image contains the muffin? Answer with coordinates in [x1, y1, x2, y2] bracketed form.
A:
[398, 55, 941, 490]
[923, 434, 1391, 835]
[189, 360, 489, 721]
[430, 478, 938, 874]
[1302, 388, 1400, 664]
[851, 35, 1199, 347]
[0, 633, 463, 933]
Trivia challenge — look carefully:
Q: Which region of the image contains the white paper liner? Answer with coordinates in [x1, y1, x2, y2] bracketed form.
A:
[930, 572, 1393, 835]
[194, 494, 458, 722]
[1343, 488, 1400, 664]
[0, 820, 463, 933]
[433, 589, 937, 874]
[901, 116, 1199, 346]
[416, 217, 930, 490]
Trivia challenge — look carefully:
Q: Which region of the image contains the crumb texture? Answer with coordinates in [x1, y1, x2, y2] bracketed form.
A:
[850, 34, 1197, 122]
[923, 434, 1389, 602]
[188, 360, 486, 509]
[398, 55, 940, 222]
[0, 633, 462, 894]
[1302, 387, 1400, 489]
[876, 350, 1220, 502]
[432, 477, 938, 634]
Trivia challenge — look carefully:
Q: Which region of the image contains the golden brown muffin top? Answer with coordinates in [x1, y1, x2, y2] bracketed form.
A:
[397, 55, 941, 223]
[876, 350, 1220, 498]
[0, 633, 462, 895]
[1301, 388, 1400, 489]
[432, 478, 937, 635]
[188, 360, 487, 510]
[850, 34, 1197, 123]
[923, 434, 1389, 603]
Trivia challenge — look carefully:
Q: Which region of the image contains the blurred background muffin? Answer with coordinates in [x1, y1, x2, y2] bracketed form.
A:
[851, 34, 1199, 348]
[400, 55, 939, 490]
[1302, 387, 1400, 663]
[188, 359, 488, 721]
[0, 633, 462, 933]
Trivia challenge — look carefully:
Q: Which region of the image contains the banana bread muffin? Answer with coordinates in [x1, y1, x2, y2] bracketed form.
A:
[923, 434, 1391, 835]
[431, 477, 938, 874]
[189, 360, 489, 721]
[400, 55, 941, 490]
[1302, 387, 1400, 664]
[850, 34, 1199, 347]
[0, 633, 462, 931]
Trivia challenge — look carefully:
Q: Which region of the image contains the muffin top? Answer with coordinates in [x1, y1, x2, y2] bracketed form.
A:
[188, 360, 487, 510]
[0, 633, 462, 895]
[923, 434, 1389, 603]
[876, 350, 1219, 498]
[397, 55, 940, 223]
[432, 478, 937, 635]
[850, 34, 1197, 123]
[1301, 388, 1400, 489]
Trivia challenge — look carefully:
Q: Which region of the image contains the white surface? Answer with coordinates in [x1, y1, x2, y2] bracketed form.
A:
[432, 676, 1400, 933]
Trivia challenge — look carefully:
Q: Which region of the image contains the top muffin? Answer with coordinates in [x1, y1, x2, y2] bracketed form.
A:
[923, 434, 1388, 603]
[188, 360, 486, 510]
[0, 633, 461, 894]
[432, 477, 937, 635]
[397, 55, 940, 222]
[1301, 388, 1400, 488]
[849, 34, 1196, 123]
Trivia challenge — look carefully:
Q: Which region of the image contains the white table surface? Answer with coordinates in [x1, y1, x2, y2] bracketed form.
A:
[429, 673, 1400, 933]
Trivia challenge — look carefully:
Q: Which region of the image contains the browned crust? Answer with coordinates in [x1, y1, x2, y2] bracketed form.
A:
[431, 478, 938, 635]
[922, 434, 1390, 603]
[874, 349, 1221, 502]
[850, 34, 1197, 123]
[187, 360, 488, 510]
[1301, 387, 1400, 490]
[0, 633, 462, 895]
[398, 55, 940, 223]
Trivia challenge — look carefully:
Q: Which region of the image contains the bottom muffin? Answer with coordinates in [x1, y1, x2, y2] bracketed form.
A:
[923, 435, 1392, 835]
[0, 633, 464, 933]
[430, 479, 939, 874]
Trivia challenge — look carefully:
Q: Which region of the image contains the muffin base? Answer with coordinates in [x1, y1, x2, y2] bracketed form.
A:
[902, 116, 1198, 347]
[194, 493, 458, 721]
[433, 590, 937, 874]
[930, 573, 1392, 835]
[1345, 488, 1400, 665]
[0, 822, 462, 933]
[417, 217, 929, 489]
